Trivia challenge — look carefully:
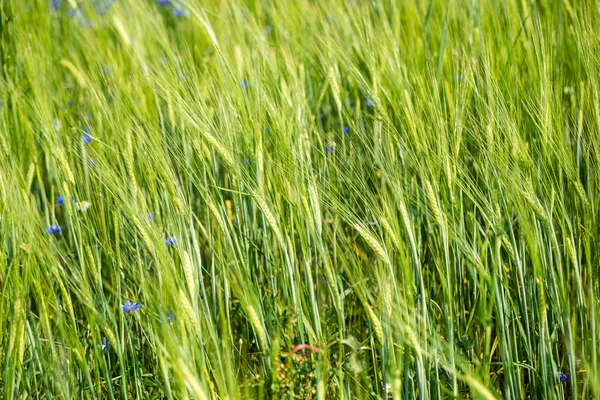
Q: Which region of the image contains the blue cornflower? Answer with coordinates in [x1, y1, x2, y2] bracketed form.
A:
[82, 132, 92, 145]
[244, 159, 251, 166]
[51, 0, 61, 11]
[146, 213, 157, 221]
[56, 195, 65, 205]
[265, 126, 271, 134]
[97, 337, 111, 351]
[156, 0, 170, 6]
[45, 225, 62, 235]
[365, 99, 374, 108]
[122, 301, 142, 313]
[266, 25, 273, 35]
[173, 8, 187, 18]
[162, 311, 175, 324]
[558, 373, 568, 382]
[164, 237, 177, 246]
[158, 311, 175, 325]
[324, 144, 335, 155]
[239, 80, 250, 89]
[79, 19, 95, 28]
[323, 280, 329, 287]
[67, 7, 83, 17]
[343, 126, 350, 135]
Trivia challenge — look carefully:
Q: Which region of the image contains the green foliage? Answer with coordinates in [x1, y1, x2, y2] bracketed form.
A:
[0, 0, 598, 398]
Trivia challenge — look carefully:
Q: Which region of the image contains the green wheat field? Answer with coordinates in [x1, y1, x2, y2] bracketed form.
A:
[0, 0, 598, 398]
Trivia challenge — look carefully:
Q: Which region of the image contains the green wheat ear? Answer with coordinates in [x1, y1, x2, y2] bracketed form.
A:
[0, 0, 596, 398]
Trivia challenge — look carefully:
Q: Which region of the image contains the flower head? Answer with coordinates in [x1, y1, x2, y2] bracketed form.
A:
[56, 195, 65, 205]
[343, 126, 350, 135]
[76, 201, 91, 211]
[324, 143, 335, 155]
[82, 132, 92, 145]
[160, 311, 175, 325]
[164, 237, 177, 246]
[173, 8, 187, 18]
[97, 337, 111, 351]
[365, 99, 374, 108]
[558, 373, 568, 382]
[122, 301, 142, 313]
[385, 383, 392, 393]
[239, 80, 250, 89]
[265, 126, 271, 134]
[291, 344, 321, 355]
[45, 225, 62, 235]
[67, 7, 82, 17]
[156, 0, 171, 6]
[145, 213, 157, 221]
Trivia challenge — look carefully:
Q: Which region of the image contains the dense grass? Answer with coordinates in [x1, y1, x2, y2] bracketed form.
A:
[0, 0, 598, 398]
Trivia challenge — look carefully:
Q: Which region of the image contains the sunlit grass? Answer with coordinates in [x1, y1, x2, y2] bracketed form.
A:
[0, 0, 598, 398]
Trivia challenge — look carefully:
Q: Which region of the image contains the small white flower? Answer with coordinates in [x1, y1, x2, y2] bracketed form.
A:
[385, 383, 392, 393]
[76, 201, 91, 211]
